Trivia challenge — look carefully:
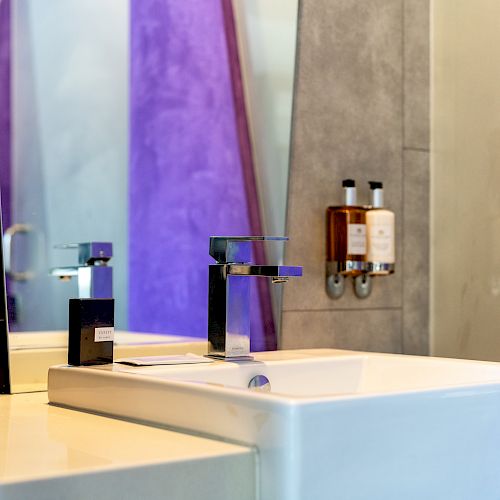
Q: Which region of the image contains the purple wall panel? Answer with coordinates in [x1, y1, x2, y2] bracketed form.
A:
[129, 0, 265, 347]
[0, 0, 11, 230]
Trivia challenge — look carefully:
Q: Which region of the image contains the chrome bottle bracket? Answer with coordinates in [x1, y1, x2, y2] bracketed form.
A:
[326, 261, 395, 299]
[366, 262, 395, 274]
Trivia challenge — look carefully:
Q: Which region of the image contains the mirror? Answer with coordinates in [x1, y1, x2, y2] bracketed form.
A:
[9, 0, 129, 332]
[0, 0, 299, 391]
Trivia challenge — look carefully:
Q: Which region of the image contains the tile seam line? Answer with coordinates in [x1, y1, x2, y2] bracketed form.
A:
[403, 147, 430, 153]
[401, 0, 406, 354]
[283, 307, 403, 313]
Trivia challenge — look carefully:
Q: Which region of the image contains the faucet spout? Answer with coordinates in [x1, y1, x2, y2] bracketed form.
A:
[50, 267, 79, 279]
[227, 264, 303, 278]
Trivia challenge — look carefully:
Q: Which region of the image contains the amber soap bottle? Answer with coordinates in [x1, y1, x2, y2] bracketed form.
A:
[326, 179, 367, 274]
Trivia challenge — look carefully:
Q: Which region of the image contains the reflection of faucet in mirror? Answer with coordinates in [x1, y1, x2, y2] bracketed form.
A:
[207, 236, 302, 361]
[50, 242, 113, 299]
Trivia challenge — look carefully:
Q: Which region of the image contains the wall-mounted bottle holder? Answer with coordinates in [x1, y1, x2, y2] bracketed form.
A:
[326, 261, 395, 299]
[326, 179, 395, 300]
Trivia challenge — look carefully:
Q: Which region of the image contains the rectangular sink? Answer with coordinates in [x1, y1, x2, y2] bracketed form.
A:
[109, 349, 500, 396]
[48, 349, 500, 500]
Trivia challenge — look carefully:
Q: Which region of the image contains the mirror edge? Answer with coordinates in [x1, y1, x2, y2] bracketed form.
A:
[0, 192, 11, 394]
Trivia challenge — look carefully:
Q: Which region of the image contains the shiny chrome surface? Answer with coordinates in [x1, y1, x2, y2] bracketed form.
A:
[54, 242, 112, 265]
[209, 236, 288, 264]
[367, 262, 395, 274]
[326, 261, 395, 299]
[248, 374, 271, 392]
[228, 265, 302, 277]
[326, 260, 368, 274]
[50, 268, 79, 278]
[326, 272, 345, 299]
[353, 273, 372, 299]
[50, 242, 113, 298]
[207, 236, 302, 360]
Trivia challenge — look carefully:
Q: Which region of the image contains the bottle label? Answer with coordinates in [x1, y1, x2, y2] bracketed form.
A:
[95, 327, 115, 342]
[368, 224, 394, 259]
[348, 224, 366, 255]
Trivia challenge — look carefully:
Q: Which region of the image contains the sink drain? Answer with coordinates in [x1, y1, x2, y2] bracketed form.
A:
[248, 374, 271, 392]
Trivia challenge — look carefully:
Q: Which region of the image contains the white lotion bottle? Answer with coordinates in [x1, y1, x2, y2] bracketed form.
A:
[366, 181, 395, 274]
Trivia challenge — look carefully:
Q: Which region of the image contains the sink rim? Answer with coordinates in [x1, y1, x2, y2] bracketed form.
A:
[50, 349, 500, 406]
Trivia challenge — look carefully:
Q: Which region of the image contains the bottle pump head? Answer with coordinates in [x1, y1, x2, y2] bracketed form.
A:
[342, 179, 357, 205]
[369, 181, 384, 208]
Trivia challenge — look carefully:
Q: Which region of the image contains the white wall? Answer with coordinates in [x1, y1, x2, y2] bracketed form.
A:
[432, 0, 500, 359]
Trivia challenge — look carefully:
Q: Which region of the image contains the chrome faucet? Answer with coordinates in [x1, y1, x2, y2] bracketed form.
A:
[207, 236, 302, 361]
[50, 242, 113, 298]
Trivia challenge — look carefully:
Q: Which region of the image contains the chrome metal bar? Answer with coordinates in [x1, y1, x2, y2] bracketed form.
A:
[77, 266, 113, 299]
[228, 264, 302, 278]
[49, 267, 79, 278]
[209, 236, 288, 264]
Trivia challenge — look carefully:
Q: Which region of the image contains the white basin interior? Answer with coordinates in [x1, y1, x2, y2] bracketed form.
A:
[113, 350, 500, 397]
[48, 349, 500, 500]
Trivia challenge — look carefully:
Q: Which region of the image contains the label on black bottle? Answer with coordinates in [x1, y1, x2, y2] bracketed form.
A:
[348, 224, 367, 255]
[94, 327, 115, 342]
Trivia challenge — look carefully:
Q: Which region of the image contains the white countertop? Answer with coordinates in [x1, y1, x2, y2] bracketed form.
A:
[0, 392, 256, 500]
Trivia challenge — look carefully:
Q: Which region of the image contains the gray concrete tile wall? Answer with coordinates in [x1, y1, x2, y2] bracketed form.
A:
[404, 0, 430, 150]
[403, 150, 430, 354]
[281, 309, 403, 353]
[281, 0, 430, 354]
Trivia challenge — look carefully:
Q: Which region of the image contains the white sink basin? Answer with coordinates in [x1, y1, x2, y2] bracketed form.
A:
[48, 349, 500, 499]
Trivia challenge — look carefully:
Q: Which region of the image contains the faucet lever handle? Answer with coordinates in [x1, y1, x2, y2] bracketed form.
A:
[54, 242, 113, 265]
[209, 236, 288, 264]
